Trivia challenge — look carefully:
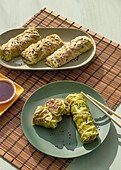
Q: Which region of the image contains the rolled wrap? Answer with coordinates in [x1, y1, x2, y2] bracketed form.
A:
[45, 99, 70, 116]
[32, 99, 70, 129]
[66, 93, 98, 144]
[45, 36, 92, 68]
[0, 27, 41, 61]
[22, 34, 64, 65]
[32, 106, 62, 129]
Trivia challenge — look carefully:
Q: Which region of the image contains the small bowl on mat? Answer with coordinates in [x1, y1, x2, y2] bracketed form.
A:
[0, 79, 16, 104]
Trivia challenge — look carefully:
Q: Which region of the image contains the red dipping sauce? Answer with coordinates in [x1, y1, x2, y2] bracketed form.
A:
[0, 80, 14, 102]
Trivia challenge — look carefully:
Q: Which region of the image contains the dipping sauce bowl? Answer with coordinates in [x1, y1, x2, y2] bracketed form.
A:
[0, 79, 16, 104]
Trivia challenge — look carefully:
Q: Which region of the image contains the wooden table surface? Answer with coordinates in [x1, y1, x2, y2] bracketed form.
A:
[0, 0, 121, 170]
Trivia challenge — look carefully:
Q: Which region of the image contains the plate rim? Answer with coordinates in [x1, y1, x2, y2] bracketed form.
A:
[0, 27, 96, 70]
[21, 80, 111, 158]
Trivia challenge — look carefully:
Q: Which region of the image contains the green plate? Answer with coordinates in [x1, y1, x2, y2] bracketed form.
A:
[0, 27, 96, 70]
[21, 81, 110, 158]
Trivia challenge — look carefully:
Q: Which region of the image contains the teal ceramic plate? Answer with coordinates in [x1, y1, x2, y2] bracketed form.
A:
[21, 81, 110, 158]
[0, 27, 96, 70]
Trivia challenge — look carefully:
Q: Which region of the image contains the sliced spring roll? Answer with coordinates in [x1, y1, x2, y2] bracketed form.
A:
[66, 93, 98, 144]
[0, 27, 41, 61]
[32, 99, 70, 128]
[45, 36, 92, 68]
[45, 99, 70, 116]
[32, 106, 62, 128]
[22, 34, 64, 65]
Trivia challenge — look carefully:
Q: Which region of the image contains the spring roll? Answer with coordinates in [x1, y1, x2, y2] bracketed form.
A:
[32, 106, 62, 128]
[22, 34, 64, 65]
[0, 27, 41, 61]
[45, 99, 70, 116]
[45, 36, 92, 68]
[32, 99, 70, 128]
[66, 93, 98, 144]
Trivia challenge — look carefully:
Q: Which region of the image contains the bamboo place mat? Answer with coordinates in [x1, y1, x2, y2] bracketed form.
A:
[0, 8, 121, 170]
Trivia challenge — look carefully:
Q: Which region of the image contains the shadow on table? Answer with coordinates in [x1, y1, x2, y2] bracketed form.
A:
[67, 123, 120, 170]
[33, 115, 77, 151]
